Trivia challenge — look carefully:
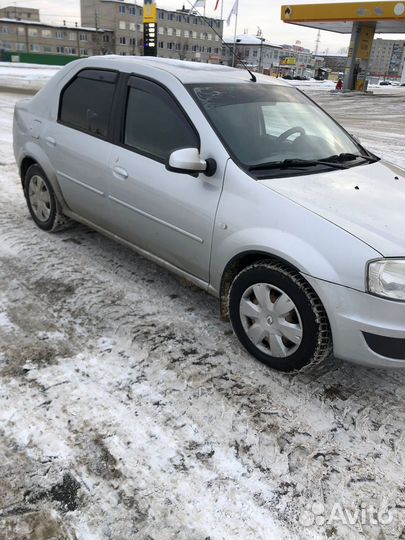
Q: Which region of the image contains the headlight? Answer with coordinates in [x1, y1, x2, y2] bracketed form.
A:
[368, 259, 405, 301]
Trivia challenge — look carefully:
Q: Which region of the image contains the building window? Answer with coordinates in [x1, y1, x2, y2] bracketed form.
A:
[119, 36, 126, 45]
[28, 28, 39, 37]
[193, 17, 198, 24]
[129, 37, 136, 45]
[18, 27, 25, 35]
[119, 5, 126, 14]
[119, 21, 126, 30]
[192, 31, 197, 39]
[55, 30, 64, 39]
[80, 48, 88, 55]
[168, 13, 174, 20]
[184, 44, 189, 51]
[207, 33, 212, 40]
[214, 47, 219, 54]
[176, 14, 182, 22]
[184, 30, 189, 38]
[68, 31, 76, 40]
[215, 35, 220, 41]
[158, 41, 164, 48]
[167, 27, 173, 36]
[192, 45, 197, 52]
[158, 11, 165, 19]
[253, 49, 258, 57]
[30, 44, 41, 52]
[103, 35, 110, 42]
[129, 7, 135, 15]
[129, 22, 135, 31]
[16, 43, 27, 51]
[137, 24, 143, 32]
[207, 46, 212, 53]
[158, 27, 164, 35]
[175, 29, 181, 37]
[167, 42, 173, 49]
[1, 26, 9, 34]
[79, 33, 88, 41]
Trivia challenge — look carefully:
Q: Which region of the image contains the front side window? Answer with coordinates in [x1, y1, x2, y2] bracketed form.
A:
[59, 70, 117, 138]
[189, 83, 370, 175]
[124, 79, 198, 162]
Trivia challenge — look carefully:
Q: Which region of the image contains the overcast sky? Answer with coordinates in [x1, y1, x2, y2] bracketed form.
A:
[2, 0, 402, 52]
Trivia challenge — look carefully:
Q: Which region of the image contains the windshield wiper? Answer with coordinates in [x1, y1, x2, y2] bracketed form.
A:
[249, 158, 347, 172]
[322, 153, 378, 164]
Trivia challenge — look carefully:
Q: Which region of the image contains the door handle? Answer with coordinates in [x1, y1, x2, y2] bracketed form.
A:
[45, 136, 56, 147]
[113, 166, 128, 179]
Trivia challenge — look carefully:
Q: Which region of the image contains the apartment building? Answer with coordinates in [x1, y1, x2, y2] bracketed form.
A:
[80, 0, 223, 62]
[0, 6, 40, 22]
[368, 38, 405, 78]
[0, 5, 113, 57]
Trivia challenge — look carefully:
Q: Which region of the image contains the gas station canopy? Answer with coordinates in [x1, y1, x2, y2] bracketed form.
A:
[281, 1, 405, 33]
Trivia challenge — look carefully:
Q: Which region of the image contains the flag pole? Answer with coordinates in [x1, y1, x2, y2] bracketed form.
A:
[232, 1, 239, 67]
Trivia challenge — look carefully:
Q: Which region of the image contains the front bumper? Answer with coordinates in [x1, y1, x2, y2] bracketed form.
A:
[305, 275, 405, 368]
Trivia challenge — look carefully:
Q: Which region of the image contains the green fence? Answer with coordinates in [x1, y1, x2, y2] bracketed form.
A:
[0, 51, 81, 65]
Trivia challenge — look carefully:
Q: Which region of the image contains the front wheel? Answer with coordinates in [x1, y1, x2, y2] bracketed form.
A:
[228, 261, 332, 372]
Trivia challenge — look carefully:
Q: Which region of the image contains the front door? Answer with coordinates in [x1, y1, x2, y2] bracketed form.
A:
[108, 76, 223, 283]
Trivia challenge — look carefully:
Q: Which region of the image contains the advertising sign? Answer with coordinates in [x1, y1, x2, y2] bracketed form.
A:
[143, 0, 157, 56]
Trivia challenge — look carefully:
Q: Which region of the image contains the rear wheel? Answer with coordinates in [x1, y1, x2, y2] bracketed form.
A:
[24, 164, 72, 232]
[228, 261, 332, 372]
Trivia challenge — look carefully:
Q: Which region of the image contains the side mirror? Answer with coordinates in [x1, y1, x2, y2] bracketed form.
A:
[166, 148, 216, 177]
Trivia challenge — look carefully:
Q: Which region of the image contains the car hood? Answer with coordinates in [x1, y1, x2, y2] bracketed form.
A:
[259, 160, 405, 256]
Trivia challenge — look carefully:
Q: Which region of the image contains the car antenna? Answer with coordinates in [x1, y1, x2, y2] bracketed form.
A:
[183, 0, 257, 82]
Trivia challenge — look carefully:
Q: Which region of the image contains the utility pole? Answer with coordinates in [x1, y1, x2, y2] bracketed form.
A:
[257, 26, 264, 73]
[314, 29, 321, 56]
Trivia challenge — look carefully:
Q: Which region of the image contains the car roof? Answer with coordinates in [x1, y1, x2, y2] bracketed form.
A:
[74, 55, 289, 86]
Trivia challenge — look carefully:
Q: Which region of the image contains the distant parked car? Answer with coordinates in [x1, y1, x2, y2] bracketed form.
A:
[379, 81, 392, 86]
[314, 75, 325, 81]
[13, 57, 405, 372]
[282, 74, 293, 80]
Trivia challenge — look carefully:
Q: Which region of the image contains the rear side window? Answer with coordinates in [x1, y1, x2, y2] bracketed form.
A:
[124, 79, 198, 162]
[59, 69, 117, 138]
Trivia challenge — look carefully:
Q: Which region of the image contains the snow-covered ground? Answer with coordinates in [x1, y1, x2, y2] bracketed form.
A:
[0, 70, 405, 540]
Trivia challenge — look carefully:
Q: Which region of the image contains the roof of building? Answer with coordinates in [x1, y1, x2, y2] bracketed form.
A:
[99, 0, 222, 19]
[0, 17, 112, 31]
[223, 34, 282, 48]
[72, 55, 290, 85]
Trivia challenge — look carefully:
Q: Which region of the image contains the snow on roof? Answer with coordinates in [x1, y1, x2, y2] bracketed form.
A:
[319, 52, 348, 57]
[0, 17, 112, 31]
[223, 34, 282, 49]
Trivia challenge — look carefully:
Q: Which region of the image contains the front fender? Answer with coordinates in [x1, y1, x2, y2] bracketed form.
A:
[209, 161, 380, 295]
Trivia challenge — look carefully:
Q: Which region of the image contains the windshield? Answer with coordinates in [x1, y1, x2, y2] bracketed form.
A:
[188, 83, 367, 171]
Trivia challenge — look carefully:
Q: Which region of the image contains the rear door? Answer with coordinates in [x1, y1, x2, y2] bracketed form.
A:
[45, 68, 117, 229]
[107, 75, 224, 282]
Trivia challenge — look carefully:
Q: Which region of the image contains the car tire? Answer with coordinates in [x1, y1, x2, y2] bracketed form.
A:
[24, 164, 72, 232]
[228, 260, 332, 372]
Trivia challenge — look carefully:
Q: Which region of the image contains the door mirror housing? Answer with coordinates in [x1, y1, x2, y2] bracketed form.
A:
[166, 148, 216, 177]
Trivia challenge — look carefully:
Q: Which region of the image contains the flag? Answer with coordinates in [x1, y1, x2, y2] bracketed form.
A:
[189, 0, 205, 13]
[226, 0, 238, 26]
[214, 0, 220, 9]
